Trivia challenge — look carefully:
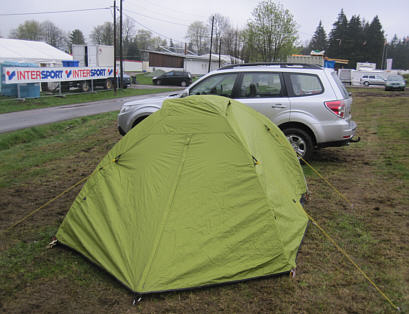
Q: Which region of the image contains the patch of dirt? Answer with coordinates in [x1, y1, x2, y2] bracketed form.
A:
[0, 125, 121, 249]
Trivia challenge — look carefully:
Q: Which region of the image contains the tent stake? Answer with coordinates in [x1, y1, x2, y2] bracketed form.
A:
[132, 293, 142, 306]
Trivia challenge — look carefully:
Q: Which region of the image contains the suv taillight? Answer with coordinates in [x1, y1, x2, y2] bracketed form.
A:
[325, 100, 345, 118]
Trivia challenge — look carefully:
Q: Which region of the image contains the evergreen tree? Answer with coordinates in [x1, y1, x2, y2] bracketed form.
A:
[362, 16, 385, 67]
[344, 15, 364, 67]
[327, 9, 348, 58]
[69, 29, 85, 46]
[126, 38, 140, 60]
[309, 21, 327, 52]
[387, 35, 409, 69]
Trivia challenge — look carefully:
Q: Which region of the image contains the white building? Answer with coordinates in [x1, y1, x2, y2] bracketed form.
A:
[148, 51, 243, 75]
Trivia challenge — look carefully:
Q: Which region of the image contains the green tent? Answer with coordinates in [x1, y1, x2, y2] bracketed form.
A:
[56, 95, 308, 294]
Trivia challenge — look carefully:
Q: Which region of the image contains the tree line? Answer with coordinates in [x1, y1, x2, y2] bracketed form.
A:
[303, 9, 409, 69]
[6, 1, 409, 70]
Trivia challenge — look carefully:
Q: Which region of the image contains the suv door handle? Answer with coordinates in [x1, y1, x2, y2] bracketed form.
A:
[271, 104, 286, 108]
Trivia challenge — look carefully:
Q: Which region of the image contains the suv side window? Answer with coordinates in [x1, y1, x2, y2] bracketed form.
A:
[289, 73, 323, 96]
[189, 73, 238, 97]
[238, 72, 284, 98]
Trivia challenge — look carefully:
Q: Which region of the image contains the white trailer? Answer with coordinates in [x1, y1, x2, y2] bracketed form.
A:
[68, 45, 118, 91]
[338, 69, 352, 85]
[72, 44, 114, 67]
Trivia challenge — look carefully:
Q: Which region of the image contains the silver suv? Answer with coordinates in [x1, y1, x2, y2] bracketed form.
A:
[118, 63, 358, 160]
[360, 75, 386, 86]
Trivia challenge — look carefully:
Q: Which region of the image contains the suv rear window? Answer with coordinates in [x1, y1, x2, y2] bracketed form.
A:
[331, 71, 349, 99]
[289, 73, 323, 96]
[238, 72, 283, 98]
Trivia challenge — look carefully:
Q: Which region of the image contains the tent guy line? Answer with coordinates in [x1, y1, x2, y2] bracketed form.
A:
[2, 152, 399, 310]
[2, 96, 399, 310]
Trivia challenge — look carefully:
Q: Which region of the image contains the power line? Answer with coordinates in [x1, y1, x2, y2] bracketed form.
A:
[0, 7, 111, 16]
[124, 9, 190, 27]
[132, 1, 208, 20]
[123, 12, 185, 44]
[125, 2, 196, 25]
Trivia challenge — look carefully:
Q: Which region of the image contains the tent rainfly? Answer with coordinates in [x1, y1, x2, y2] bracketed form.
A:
[56, 95, 309, 294]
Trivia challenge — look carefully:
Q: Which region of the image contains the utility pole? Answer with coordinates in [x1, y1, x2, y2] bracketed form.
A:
[119, 0, 123, 88]
[218, 38, 222, 68]
[208, 16, 214, 73]
[381, 42, 387, 70]
[113, 0, 117, 92]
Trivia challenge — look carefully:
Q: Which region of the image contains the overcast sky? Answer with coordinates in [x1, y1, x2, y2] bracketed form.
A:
[1, 0, 408, 45]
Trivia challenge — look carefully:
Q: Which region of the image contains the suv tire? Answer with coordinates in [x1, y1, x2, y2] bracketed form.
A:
[181, 81, 187, 87]
[363, 81, 369, 86]
[283, 127, 313, 162]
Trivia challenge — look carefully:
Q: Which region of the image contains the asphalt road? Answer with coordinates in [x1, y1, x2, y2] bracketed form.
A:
[0, 91, 177, 134]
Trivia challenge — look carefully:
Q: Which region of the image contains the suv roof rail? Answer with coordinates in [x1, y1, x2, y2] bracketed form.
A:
[218, 62, 322, 70]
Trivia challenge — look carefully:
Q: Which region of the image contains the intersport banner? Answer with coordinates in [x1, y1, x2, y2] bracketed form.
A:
[3, 67, 119, 84]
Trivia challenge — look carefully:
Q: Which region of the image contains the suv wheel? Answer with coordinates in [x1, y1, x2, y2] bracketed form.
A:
[363, 81, 369, 86]
[156, 80, 161, 85]
[181, 81, 187, 87]
[283, 128, 313, 162]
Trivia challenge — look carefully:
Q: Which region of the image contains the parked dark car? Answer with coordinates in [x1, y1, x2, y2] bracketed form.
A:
[385, 75, 406, 91]
[152, 71, 192, 87]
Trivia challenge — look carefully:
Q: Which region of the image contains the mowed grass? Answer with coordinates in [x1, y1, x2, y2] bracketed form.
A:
[0, 88, 408, 312]
[0, 112, 119, 188]
[133, 73, 155, 85]
[0, 87, 176, 114]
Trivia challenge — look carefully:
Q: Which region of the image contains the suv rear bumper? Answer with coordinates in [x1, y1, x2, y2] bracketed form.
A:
[317, 136, 360, 148]
[316, 119, 358, 148]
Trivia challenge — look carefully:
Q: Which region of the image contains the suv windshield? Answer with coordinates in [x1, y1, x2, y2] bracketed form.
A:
[387, 75, 404, 81]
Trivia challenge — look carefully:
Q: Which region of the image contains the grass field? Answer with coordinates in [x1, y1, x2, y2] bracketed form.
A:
[0, 88, 408, 312]
[0, 88, 176, 114]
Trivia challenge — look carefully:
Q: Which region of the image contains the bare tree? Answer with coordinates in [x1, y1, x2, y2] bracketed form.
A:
[123, 17, 136, 43]
[208, 14, 231, 54]
[41, 21, 66, 50]
[122, 17, 136, 58]
[222, 26, 245, 59]
[10, 20, 67, 50]
[186, 21, 209, 54]
[90, 22, 114, 45]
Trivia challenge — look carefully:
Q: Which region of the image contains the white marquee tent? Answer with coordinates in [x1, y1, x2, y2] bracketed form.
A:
[0, 38, 72, 66]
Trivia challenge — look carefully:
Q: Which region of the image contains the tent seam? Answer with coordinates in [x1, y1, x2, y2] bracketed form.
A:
[138, 134, 192, 290]
[221, 102, 291, 265]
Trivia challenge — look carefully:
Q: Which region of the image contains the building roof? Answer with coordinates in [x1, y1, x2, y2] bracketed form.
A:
[0, 38, 72, 64]
[148, 50, 243, 64]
